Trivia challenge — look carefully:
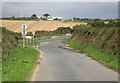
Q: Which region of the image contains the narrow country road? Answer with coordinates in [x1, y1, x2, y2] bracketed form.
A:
[35, 36, 118, 81]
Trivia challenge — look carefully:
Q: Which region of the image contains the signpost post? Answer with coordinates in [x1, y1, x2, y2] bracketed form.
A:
[21, 24, 27, 48]
[25, 36, 32, 44]
[32, 31, 35, 43]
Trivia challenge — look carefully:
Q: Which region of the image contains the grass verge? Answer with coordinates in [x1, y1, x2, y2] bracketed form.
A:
[34, 35, 64, 40]
[26, 42, 40, 47]
[34, 36, 52, 40]
[18, 39, 40, 47]
[2, 47, 40, 81]
[62, 39, 118, 71]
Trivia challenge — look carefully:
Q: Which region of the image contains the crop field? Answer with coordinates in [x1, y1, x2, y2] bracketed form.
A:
[0, 20, 87, 33]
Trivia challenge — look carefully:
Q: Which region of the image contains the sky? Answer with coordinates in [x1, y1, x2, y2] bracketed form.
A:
[1, 0, 119, 2]
[1, 1, 119, 19]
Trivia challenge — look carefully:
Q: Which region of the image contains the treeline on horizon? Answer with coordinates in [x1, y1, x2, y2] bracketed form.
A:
[71, 17, 119, 27]
[1, 13, 62, 21]
[1, 16, 39, 21]
[1, 16, 118, 21]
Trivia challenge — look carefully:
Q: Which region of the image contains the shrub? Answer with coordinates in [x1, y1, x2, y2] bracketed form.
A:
[2, 27, 21, 58]
[72, 25, 118, 56]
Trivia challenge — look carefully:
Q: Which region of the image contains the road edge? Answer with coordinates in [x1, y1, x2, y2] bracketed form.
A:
[30, 50, 43, 81]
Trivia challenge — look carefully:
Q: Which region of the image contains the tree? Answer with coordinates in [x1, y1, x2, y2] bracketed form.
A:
[73, 17, 80, 21]
[91, 19, 105, 27]
[43, 13, 50, 18]
[11, 16, 15, 19]
[54, 18, 61, 21]
[107, 19, 117, 27]
[31, 14, 38, 20]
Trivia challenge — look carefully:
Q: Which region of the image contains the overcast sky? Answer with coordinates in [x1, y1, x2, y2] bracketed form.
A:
[1, 0, 119, 2]
[1, 2, 119, 19]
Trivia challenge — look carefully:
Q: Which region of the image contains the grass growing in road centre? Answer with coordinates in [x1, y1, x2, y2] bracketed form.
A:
[2, 47, 40, 81]
[63, 39, 118, 70]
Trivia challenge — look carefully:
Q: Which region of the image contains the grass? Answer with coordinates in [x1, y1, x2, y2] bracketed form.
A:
[25, 42, 40, 47]
[18, 39, 40, 47]
[22, 36, 53, 47]
[34, 35, 64, 40]
[34, 36, 52, 40]
[52, 34, 65, 36]
[63, 39, 118, 70]
[2, 46, 40, 81]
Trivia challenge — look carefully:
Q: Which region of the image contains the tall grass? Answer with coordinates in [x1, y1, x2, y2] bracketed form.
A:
[2, 27, 40, 81]
[63, 39, 118, 70]
[2, 48, 40, 81]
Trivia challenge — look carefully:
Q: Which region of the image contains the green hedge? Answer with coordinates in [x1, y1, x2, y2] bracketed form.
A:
[2, 48, 40, 81]
[34, 27, 72, 38]
[72, 25, 118, 57]
[2, 27, 21, 58]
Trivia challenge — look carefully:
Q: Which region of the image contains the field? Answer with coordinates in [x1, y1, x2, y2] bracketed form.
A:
[1, 20, 87, 32]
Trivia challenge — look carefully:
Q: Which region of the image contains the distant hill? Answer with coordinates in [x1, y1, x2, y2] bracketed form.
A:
[1, 20, 87, 33]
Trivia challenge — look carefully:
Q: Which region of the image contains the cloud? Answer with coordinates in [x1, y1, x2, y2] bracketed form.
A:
[1, 2, 118, 19]
[1, 0, 119, 2]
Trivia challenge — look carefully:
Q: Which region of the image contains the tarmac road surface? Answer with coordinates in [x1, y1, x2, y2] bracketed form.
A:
[35, 36, 118, 81]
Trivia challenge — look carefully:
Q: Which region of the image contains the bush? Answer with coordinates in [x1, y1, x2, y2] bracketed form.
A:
[35, 30, 51, 38]
[72, 25, 118, 56]
[90, 19, 105, 27]
[2, 27, 21, 58]
[34, 27, 72, 38]
[52, 27, 73, 34]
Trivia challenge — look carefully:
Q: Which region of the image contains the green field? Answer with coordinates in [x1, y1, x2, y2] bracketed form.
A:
[2, 47, 40, 81]
[63, 39, 118, 70]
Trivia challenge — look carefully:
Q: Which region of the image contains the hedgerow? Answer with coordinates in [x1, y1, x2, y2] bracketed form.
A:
[2, 27, 21, 58]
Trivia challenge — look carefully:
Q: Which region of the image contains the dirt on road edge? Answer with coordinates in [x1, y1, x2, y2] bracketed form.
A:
[30, 50, 43, 81]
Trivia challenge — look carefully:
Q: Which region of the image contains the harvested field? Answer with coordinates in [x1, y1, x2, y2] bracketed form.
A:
[1, 20, 87, 32]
